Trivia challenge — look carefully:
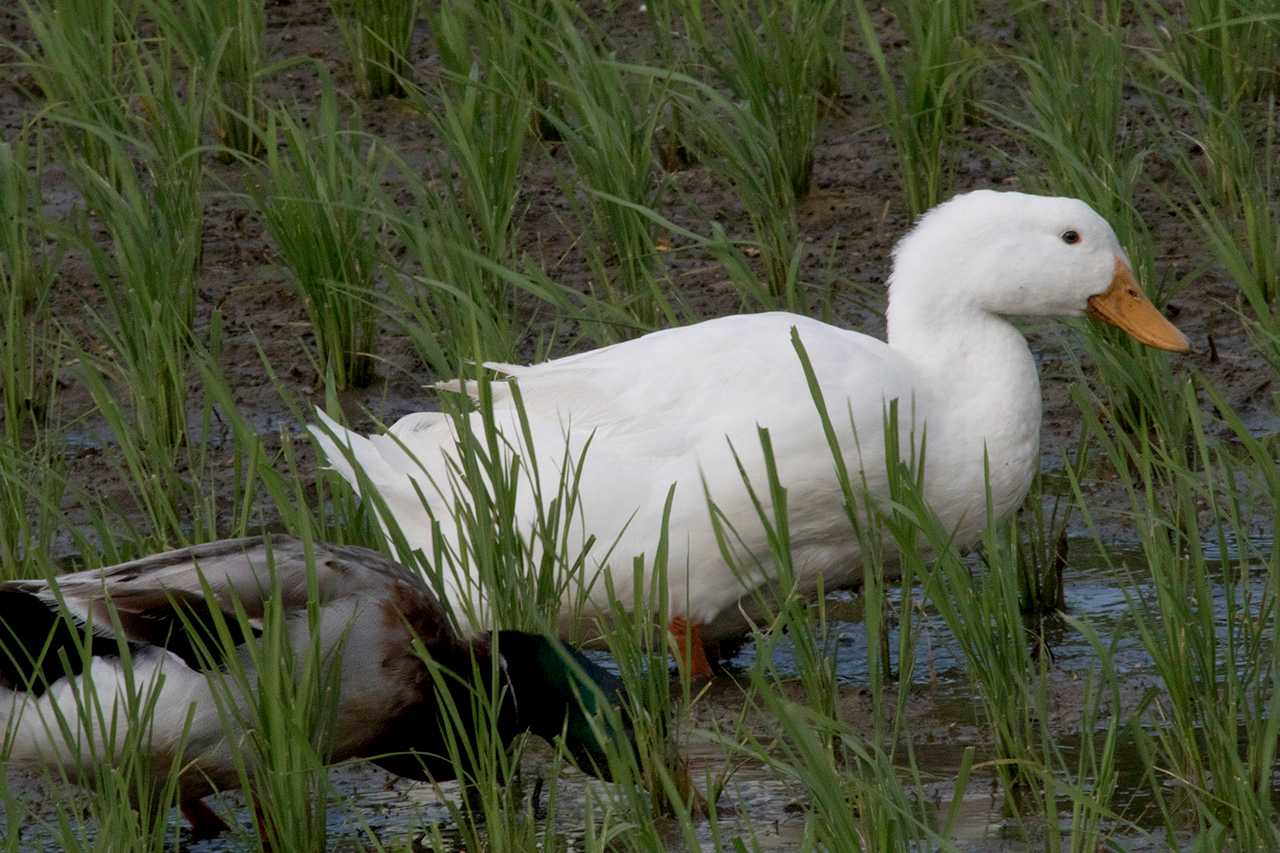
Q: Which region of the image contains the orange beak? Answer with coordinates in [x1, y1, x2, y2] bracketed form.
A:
[1086, 259, 1190, 353]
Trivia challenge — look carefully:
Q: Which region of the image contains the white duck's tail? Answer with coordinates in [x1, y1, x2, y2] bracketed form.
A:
[308, 409, 404, 498]
[307, 408, 459, 554]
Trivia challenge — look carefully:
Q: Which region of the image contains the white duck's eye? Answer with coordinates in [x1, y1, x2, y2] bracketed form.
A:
[1061, 230, 1081, 245]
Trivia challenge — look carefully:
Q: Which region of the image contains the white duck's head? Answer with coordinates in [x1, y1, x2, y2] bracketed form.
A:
[887, 190, 1189, 352]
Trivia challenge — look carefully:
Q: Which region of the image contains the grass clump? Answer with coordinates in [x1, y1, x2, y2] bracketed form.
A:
[0, 135, 61, 439]
[534, 5, 674, 333]
[853, 0, 977, 215]
[1144, 0, 1280, 109]
[1077, 381, 1280, 847]
[257, 85, 385, 390]
[1172, 102, 1279, 322]
[16, 0, 135, 185]
[329, 0, 421, 98]
[71, 146, 201, 461]
[685, 0, 844, 201]
[193, 540, 344, 849]
[146, 0, 268, 157]
[1000, 0, 1138, 215]
[654, 68, 803, 311]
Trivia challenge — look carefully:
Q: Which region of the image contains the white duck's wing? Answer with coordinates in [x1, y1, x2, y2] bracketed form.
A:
[310, 313, 921, 628]
[489, 313, 921, 617]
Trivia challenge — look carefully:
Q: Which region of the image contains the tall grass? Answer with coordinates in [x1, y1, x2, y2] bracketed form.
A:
[1143, 0, 1280, 109]
[1075, 380, 1280, 847]
[685, 0, 843, 201]
[0, 135, 61, 440]
[672, 0, 847, 311]
[17, 610, 189, 851]
[146, 0, 268, 157]
[398, 0, 540, 364]
[329, 0, 421, 98]
[256, 84, 385, 390]
[853, 0, 977, 215]
[532, 5, 673, 334]
[70, 141, 200, 460]
[427, 0, 531, 275]
[1171, 101, 1279, 322]
[191, 540, 343, 849]
[648, 66, 803, 310]
[1000, 0, 1138, 218]
[16, 0, 135, 185]
[0, 434, 68, 582]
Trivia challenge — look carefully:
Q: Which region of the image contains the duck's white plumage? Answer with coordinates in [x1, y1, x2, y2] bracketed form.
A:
[311, 190, 1189, 642]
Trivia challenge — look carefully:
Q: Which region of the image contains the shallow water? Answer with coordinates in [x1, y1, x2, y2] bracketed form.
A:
[4, 537, 1274, 851]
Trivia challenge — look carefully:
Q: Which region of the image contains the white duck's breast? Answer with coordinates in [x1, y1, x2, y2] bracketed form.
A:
[910, 320, 1044, 547]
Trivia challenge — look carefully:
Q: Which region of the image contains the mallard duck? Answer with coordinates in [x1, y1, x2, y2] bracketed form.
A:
[0, 536, 632, 840]
[310, 190, 1189, 678]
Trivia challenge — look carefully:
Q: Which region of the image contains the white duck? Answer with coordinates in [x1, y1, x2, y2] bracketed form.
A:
[311, 190, 1189, 677]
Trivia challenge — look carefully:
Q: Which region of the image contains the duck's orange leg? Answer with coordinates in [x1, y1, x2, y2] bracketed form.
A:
[670, 615, 713, 680]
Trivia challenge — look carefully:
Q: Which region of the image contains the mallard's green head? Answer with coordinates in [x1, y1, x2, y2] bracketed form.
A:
[495, 631, 635, 781]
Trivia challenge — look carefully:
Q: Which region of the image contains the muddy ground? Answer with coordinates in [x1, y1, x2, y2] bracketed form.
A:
[1, 0, 1276, 849]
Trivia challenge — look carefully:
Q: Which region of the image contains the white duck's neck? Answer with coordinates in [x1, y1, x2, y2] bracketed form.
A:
[885, 257, 1041, 406]
[887, 298, 1039, 398]
[885, 277, 1044, 530]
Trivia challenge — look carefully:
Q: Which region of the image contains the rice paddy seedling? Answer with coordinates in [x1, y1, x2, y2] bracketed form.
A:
[1170, 102, 1279, 323]
[144, 0, 267, 158]
[0, 136, 61, 440]
[15, 0, 136, 185]
[595, 564, 711, 822]
[1143, 0, 1280, 109]
[1008, 437, 1089, 618]
[413, 650, 540, 851]
[329, 0, 420, 98]
[380, 150, 579, 371]
[631, 0, 696, 172]
[918, 477, 1046, 795]
[0, 433, 68, 582]
[394, 2, 536, 362]
[1036, 617, 1124, 853]
[12, 603, 190, 852]
[647, 65, 804, 310]
[708, 425, 841, 733]
[70, 140, 200, 455]
[531, 5, 674, 333]
[684, 0, 844, 200]
[999, 0, 1134, 212]
[1076, 381, 1280, 847]
[853, 0, 977, 216]
[790, 358, 1053, 802]
[729, 684, 954, 850]
[381, 189, 524, 368]
[425, 2, 531, 274]
[789, 332, 926, 738]
[257, 84, 385, 390]
[430, 0, 558, 140]
[189, 542, 344, 849]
